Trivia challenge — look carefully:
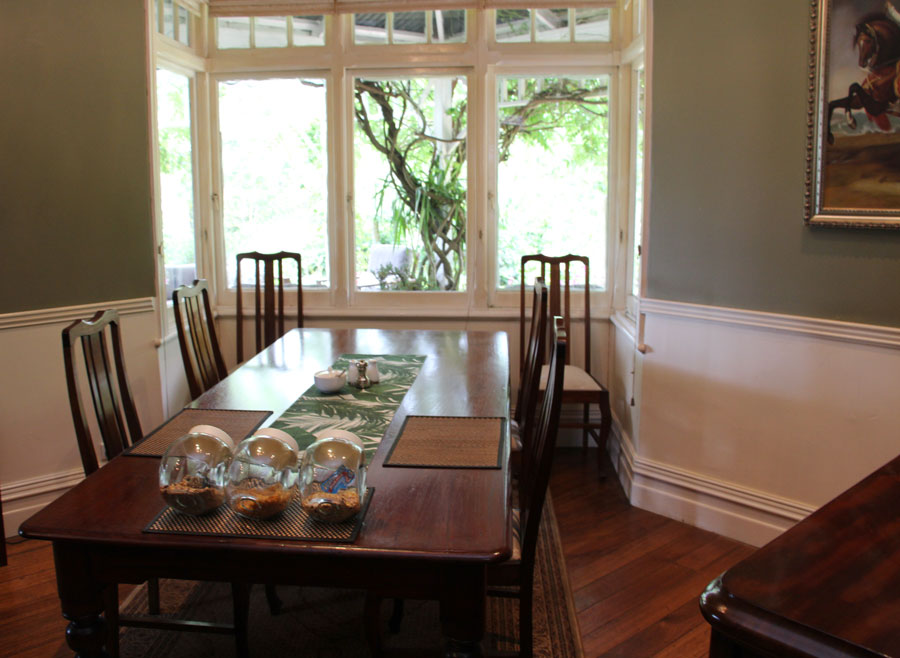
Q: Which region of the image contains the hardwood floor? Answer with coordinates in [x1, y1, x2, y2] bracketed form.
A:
[0, 448, 754, 657]
[549, 449, 755, 657]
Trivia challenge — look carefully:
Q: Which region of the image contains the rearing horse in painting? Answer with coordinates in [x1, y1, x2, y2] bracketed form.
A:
[827, 9, 900, 144]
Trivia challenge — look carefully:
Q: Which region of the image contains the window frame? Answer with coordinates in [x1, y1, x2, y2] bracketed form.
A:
[150, 3, 209, 338]
[347, 67, 475, 306]
[151, 6, 637, 321]
[485, 62, 618, 315]
[209, 69, 338, 309]
[624, 58, 645, 320]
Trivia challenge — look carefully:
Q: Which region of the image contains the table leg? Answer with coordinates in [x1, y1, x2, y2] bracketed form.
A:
[54, 542, 110, 658]
[439, 564, 485, 658]
[709, 628, 759, 658]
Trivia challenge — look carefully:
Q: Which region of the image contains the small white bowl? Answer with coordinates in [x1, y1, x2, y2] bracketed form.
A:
[188, 424, 235, 450]
[314, 369, 347, 394]
[251, 427, 300, 456]
[313, 429, 365, 449]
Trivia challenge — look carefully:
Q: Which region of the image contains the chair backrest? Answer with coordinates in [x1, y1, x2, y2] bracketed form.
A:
[514, 277, 548, 446]
[173, 279, 228, 400]
[520, 254, 590, 370]
[519, 316, 567, 569]
[62, 309, 143, 476]
[236, 251, 303, 362]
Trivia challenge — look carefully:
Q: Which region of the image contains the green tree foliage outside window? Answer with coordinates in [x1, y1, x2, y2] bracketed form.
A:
[352, 74, 609, 291]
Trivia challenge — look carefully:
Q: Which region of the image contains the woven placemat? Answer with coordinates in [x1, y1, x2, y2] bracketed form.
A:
[144, 489, 374, 543]
[126, 408, 272, 457]
[384, 416, 505, 469]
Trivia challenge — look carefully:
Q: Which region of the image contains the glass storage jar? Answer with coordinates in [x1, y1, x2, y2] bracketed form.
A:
[226, 428, 299, 520]
[299, 436, 366, 523]
[159, 427, 234, 515]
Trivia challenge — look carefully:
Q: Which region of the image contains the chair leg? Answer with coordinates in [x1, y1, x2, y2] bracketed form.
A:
[598, 392, 612, 467]
[264, 583, 283, 615]
[364, 592, 383, 658]
[519, 583, 533, 658]
[388, 598, 405, 633]
[582, 403, 590, 449]
[231, 582, 251, 658]
[103, 584, 120, 658]
[147, 577, 161, 615]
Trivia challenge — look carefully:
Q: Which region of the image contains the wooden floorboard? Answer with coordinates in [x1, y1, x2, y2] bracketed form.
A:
[549, 448, 755, 658]
[0, 447, 756, 657]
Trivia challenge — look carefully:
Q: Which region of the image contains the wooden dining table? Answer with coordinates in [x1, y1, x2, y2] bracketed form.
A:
[20, 328, 511, 657]
[700, 451, 900, 658]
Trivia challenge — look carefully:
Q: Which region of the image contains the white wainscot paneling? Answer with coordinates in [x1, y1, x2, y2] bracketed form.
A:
[0, 299, 164, 537]
[620, 300, 900, 546]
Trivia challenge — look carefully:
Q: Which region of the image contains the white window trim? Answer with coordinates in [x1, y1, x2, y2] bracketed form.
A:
[151, 6, 638, 321]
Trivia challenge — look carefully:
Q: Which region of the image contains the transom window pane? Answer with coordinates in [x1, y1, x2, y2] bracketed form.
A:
[394, 11, 427, 43]
[574, 8, 610, 42]
[217, 17, 250, 49]
[162, 0, 175, 39]
[433, 10, 466, 43]
[354, 76, 468, 291]
[255, 16, 288, 48]
[176, 5, 191, 45]
[497, 75, 609, 289]
[291, 15, 325, 46]
[218, 78, 330, 288]
[355, 13, 388, 44]
[535, 9, 569, 42]
[495, 10, 531, 42]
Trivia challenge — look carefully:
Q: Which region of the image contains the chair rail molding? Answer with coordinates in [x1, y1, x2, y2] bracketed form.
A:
[606, 414, 816, 547]
[640, 298, 900, 350]
[1, 468, 86, 538]
[0, 297, 156, 331]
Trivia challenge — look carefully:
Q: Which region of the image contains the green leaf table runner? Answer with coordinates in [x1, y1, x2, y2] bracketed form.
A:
[269, 354, 426, 460]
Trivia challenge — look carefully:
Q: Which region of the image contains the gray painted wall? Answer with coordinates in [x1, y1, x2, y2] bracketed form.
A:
[0, 0, 155, 314]
[649, 0, 900, 327]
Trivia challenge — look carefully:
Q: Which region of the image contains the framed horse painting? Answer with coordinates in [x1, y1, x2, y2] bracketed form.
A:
[807, 0, 900, 227]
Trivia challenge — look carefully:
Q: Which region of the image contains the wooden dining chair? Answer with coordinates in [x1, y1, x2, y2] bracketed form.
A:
[365, 318, 568, 658]
[62, 309, 251, 658]
[510, 277, 548, 476]
[236, 251, 303, 362]
[173, 279, 228, 400]
[487, 316, 567, 657]
[520, 254, 612, 467]
[175, 276, 288, 618]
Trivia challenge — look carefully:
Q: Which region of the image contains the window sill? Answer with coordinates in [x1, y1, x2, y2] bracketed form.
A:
[215, 305, 611, 323]
[610, 309, 638, 341]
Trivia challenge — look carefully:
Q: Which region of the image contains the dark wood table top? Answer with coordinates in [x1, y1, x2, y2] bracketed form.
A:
[700, 452, 900, 658]
[21, 328, 512, 563]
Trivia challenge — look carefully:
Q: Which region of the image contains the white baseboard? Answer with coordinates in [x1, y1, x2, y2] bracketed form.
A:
[606, 418, 815, 547]
[2, 468, 85, 538]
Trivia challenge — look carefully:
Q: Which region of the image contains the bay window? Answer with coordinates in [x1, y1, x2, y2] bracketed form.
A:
[151, 1, 642, 318]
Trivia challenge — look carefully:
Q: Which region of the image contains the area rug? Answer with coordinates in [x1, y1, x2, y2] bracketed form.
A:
[117, 494, 582, 658]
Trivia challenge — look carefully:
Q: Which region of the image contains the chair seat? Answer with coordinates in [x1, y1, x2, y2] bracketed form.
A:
[539, 364, 603, 392]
